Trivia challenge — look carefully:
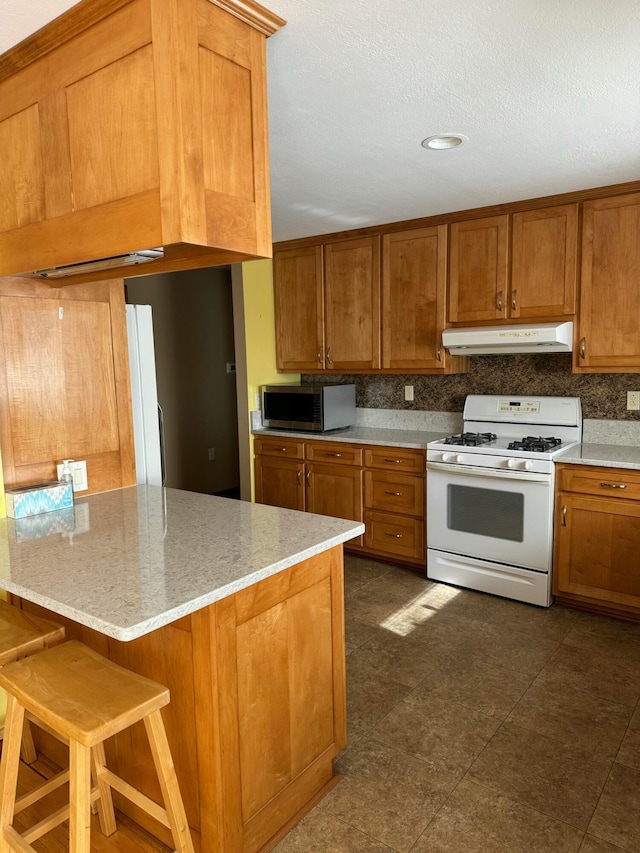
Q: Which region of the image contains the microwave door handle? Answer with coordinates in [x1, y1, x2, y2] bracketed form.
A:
[426, 462, 550, 483]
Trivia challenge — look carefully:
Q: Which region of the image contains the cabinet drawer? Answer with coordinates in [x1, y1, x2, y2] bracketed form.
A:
[364, 471, 424, 517]
[305, 442, 363, 466]
[254, 436, 305, 459]
[364, 447, 425, 473]
[364, 511, 425, 561]
[558, 465, 640, 500]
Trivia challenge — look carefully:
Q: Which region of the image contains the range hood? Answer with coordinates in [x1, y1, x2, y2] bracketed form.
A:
[33, 250, 164, 279]
[442, 322, 574, 355]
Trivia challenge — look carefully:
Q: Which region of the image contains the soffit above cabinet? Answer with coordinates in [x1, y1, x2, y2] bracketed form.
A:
[0, 0, 285, 284]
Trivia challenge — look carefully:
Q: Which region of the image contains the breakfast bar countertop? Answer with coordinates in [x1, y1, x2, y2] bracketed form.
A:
[556, 442, 640, 471]
[0, 485, 363, 642]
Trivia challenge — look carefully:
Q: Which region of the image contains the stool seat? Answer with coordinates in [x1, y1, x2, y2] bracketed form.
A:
[0, 640, 194, 852]
[0, 600, 65, 666]
[0, 640, 169, 747]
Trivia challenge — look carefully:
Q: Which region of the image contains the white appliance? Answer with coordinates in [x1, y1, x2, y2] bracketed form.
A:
[442, 321, 573, 355]
[427, 395, 582, 607]
[126, 304, 164, 486]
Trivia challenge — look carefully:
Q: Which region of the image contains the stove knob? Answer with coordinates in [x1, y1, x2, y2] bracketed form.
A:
[441, 452, 453, 462]
[455, 454, 464, 464]
[507, 458, 517, 469]
[522, 460, 532, 471]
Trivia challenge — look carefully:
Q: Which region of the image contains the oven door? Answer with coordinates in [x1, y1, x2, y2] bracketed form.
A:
[426, 462, 553, 572]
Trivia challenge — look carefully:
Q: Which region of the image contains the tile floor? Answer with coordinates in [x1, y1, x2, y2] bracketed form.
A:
[275, 554, 640, 853]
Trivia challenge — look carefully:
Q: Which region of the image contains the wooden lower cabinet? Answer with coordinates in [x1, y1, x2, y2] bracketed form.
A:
[20, 546, 347, 852]
[554, 463, 640, 619]
[254, 437, 426, 569]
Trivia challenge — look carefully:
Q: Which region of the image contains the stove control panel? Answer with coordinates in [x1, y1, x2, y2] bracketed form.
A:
[497, 400, 541, 415]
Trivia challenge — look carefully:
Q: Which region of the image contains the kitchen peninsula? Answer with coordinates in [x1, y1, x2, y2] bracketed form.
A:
[0, 486, 363, 852]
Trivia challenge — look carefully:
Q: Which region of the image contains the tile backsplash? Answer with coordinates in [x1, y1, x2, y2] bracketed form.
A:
[302, 353, 640, 420]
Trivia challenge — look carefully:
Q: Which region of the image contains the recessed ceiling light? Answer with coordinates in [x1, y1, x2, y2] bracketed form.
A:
[421, 134, 468, 150]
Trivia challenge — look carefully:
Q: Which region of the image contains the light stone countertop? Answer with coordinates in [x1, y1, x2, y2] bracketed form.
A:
[0, 486, 364, 642]
[556, 443, 640, 470]
[253, 426, 448, 449]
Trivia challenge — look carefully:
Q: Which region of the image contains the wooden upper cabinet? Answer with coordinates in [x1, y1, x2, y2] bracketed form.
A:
[0, 0, 284, 280]
[448, 215, 510, 324]
[382, 226, 449, 370]
[273, 246, 324, 371]
[511, 204, 577, 319]
[324, 237, 381, 370]
[577, 192, 640, 372]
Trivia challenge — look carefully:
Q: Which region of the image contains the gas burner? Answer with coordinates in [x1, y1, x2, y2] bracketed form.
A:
[444, 432, 497, 447]
[507, 436, 563, 453]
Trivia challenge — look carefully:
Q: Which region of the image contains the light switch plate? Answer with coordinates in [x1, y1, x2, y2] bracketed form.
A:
[56, 460, 88, 492]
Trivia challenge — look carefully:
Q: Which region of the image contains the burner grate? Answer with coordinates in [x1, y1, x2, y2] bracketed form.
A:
[444, 432, 497, 447]
[507, 436, 563, 453]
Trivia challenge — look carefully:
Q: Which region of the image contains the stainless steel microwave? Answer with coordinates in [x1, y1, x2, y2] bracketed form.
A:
[261, 384, 356, 432]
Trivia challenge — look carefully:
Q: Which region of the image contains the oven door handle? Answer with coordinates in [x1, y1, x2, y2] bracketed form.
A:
[426, 462, 550, 483]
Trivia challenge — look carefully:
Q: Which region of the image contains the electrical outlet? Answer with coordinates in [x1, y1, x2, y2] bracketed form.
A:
[208, 447, 216, 461]
[627, 391, 640, 411]
[404, 385, 414, 402]
[56, 460, 88, 492]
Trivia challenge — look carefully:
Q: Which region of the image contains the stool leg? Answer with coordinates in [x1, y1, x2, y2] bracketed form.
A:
[143, 711, 194, 853]
[20, 719, 37, 765]
[91, 742, 117, 836]
[0, 696, 24, 853]
[69, 740, 91, 853]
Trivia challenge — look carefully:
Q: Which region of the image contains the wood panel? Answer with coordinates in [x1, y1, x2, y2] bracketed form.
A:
[253, 436, 305, 459]
[254, 457, 305, 510]
[0, 278, 135, 493]
[0, 106, 44, 232]
[364, 470, 424, 517]
[364, 446, 425, 474]
[305, 442, 363, 466]
[274, 246, 324, 371]
[511, 203, 577, 318]
[577, 192, 640, 372]
[66, 45, 160, 210]
[382, 225, 448, 369]
[306, 463, 362, 525]
[448, 215, 509, 324]
[364, 511, 425, 561]
[558, 464, 640, 500]
[554, 495, 640, 607]
[324, 237, 381, 370]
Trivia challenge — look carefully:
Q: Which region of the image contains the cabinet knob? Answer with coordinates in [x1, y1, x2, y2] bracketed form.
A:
[600, 482, 627, 489]
[511, 289, 518, 311]
[497, 290, 504, 313]
[580, 337, 586, 360]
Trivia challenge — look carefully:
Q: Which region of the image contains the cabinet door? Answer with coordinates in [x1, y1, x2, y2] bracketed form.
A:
[255, 457, 305, 511]
[306, 463, 362, 526]
[324, 237, 381, 370]
[382, 226, 448, 369]
[577, 192, 640, 371]
[554, 495, 640, 609]
[448, 215, 509, 324]
[273, 246, 324, 371]
[511, 204, 577, 319]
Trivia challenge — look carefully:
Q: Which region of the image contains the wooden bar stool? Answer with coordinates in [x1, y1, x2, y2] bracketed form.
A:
[0, 599, 65, 764]
[0, 640, 194, 853]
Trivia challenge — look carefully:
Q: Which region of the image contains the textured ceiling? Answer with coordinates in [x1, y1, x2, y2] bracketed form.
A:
[3, 1, 640, 242]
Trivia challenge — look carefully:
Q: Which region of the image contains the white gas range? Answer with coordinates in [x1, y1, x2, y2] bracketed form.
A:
[426, 395, 582, 607]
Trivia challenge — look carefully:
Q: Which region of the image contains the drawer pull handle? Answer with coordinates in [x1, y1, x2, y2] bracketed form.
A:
[325, 452, 343, 458]
[580, 337, 586, 360]
[511, 289, 518, 311]
[562, 504, 567, 527]
[297, 470, 302, 486]
[600, 482, 627, 489]
[497, 290, 503, 313]
[436, 344, 442, 362]
[384, 491, 402, 496]
[306, 471, 311, 487]
[384, 458, 402, 464]
[317, 347, 323, 364]
[275, 447, 287, 452]
[385, 532, 403, 539]
[326, 347, 332, 365]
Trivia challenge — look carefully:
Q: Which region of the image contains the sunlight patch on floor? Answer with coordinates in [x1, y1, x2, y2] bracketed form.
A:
[379, 583, 461, 637]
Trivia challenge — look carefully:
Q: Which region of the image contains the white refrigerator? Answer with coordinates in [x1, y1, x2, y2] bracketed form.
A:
[126, 304, 164, 486]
